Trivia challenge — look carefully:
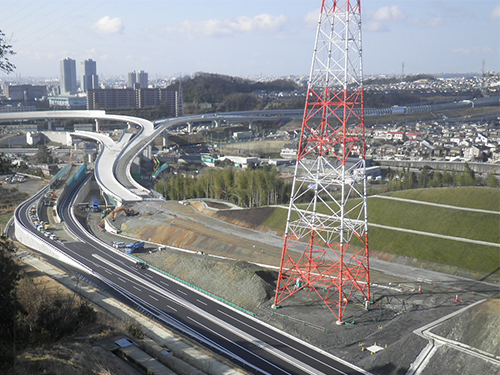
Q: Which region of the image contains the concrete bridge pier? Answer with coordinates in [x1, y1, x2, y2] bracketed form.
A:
[162, 130, 168, 147]
[130, 156, 141, 176]
[87, 151, 96, 163]
[47, 119, 53, 131]
[143, 145, 152, 159]
[95, 119, 100, 132]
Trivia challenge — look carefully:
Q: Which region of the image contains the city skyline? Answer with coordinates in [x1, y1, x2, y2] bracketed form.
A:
[0, 1, 499, 80]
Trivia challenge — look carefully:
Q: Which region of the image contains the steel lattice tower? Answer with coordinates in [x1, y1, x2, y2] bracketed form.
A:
[273, 0, 370, 324]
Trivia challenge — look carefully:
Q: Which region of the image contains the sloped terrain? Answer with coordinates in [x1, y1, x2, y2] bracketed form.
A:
[140, 251, 277, 311]
[114, 199, 499, 374]
[432, 299, 500, 357]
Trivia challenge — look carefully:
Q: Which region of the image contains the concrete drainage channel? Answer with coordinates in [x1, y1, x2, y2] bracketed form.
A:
[15, 250, 246, 375]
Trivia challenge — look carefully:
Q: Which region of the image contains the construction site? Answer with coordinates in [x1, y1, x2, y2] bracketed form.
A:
[80, 194, 499, 375]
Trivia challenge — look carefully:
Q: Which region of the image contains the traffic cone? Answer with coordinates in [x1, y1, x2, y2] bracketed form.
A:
[454, 295, 459, 303]
[418, 285, 422, 293]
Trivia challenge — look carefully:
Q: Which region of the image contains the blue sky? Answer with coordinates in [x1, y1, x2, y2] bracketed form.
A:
[1, 0, 499, 79]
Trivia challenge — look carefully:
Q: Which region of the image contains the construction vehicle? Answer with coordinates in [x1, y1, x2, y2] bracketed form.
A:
[110, 207, 138, 220]
[125, 241, 145, 253]
[91, 201, 100, 212]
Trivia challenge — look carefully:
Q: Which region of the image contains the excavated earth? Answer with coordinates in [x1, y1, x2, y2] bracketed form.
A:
[105, 200, 499, 375]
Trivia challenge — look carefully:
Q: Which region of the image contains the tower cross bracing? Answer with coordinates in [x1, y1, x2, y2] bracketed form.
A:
[274, 0, 370, 324]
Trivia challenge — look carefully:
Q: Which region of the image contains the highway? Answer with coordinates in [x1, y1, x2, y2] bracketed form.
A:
[14, 171, 369, 375]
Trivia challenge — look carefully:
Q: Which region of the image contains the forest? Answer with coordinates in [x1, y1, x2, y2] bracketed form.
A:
[155, 162, 497, 209]
[155, 165, 292, 208]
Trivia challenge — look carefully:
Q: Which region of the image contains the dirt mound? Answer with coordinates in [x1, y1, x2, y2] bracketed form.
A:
[140, 250, 277, 311]
[118, 206, 279, 311]
[215, 207, 275, 228]
[432, 299, 500, 357]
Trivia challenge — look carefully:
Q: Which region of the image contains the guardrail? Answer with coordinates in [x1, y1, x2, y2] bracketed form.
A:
[13, 188, 93, 275]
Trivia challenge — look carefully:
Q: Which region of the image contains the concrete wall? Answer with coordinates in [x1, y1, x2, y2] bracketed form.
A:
[43, 131, 73, 146]
[378, 160, 500, 175]
[14, 212, 90, 274]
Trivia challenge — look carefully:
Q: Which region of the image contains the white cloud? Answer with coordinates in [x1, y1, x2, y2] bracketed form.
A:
[92, 16, 124, 34]
[372, 6, 408, 22]
[366, 5, 408, 32]
[168, 14, 286, 38]
[491, 5, 500, 20]
[304, 8, 319, 28]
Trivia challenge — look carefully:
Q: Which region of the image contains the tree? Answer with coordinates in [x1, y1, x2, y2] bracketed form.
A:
[0, 155, 13, 174]
[0, 235, 20, 368]
[486, 174, 498, 188]
[34, 145, 56, 164]
[419, 165, 433, 188]
[463, 163, 476, 186]
[0, 30, 16, 74]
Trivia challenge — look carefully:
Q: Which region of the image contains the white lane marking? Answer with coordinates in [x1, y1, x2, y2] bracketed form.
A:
[197, 299, 207, 306]
[160, 280, 169, 286]
[144, 273, 154, 278]
[118, 277, 127, 283]
[105, 269, 112, 274]
[91, 254, 348, 374]
[149, 295, 159, 301]
[133, 285, 141, 291]
[177, 289, 187, 296]
[167, 305, 177, 312]
[217, 309, 348, 374]
[185, 316, 285, 375]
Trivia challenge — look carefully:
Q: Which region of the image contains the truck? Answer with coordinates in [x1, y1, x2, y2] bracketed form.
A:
[112, 241, 126, 249]
[91, 201, 100, 212]
[125, 241, 145, 253]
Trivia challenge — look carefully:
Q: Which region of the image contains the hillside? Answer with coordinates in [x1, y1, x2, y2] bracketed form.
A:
[218, 187, 500, 280]
[172, 72, 301, 104]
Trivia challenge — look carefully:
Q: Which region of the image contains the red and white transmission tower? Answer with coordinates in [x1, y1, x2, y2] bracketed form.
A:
[273, 0, 370, 324]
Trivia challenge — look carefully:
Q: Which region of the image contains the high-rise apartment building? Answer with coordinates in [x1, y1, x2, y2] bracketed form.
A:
[81, 59, 99, 93]
[136, 70, 148, 88]
[128, 70, 148, 88]
[127, 71, 137, 88]
[60, 58, 77, 95]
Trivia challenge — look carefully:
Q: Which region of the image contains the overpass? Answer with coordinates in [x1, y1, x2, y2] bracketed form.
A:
[0, 110, 158, 206]
[7, 110, 371, 375]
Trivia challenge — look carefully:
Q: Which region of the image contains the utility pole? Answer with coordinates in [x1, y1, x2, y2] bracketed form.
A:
[273, 0, 370, 324]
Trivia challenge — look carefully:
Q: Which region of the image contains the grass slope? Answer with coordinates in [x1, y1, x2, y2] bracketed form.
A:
[261, 187, 500, 275]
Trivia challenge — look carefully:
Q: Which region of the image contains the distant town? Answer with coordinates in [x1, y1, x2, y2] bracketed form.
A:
[0, 57, 499, 175]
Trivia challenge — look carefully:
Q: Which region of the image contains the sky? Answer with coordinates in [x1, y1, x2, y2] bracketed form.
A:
[0, 0, 499, 80]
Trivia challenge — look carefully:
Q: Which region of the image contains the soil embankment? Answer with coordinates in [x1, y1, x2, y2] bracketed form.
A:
[140, 251, 277, 311]
[113, 200, 499, 374]
[113, 201, 280, 311]
[432, 299, 500, 356]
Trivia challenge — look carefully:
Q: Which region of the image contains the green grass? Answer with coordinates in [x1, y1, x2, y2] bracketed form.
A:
[367, 198, 499, 243]
[260, 187, 500, 274]
[385, 187, 500, 211]
[368, 226, 498, 274]
[0, 212, 14, 228]
[262, 206, 287, 231]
